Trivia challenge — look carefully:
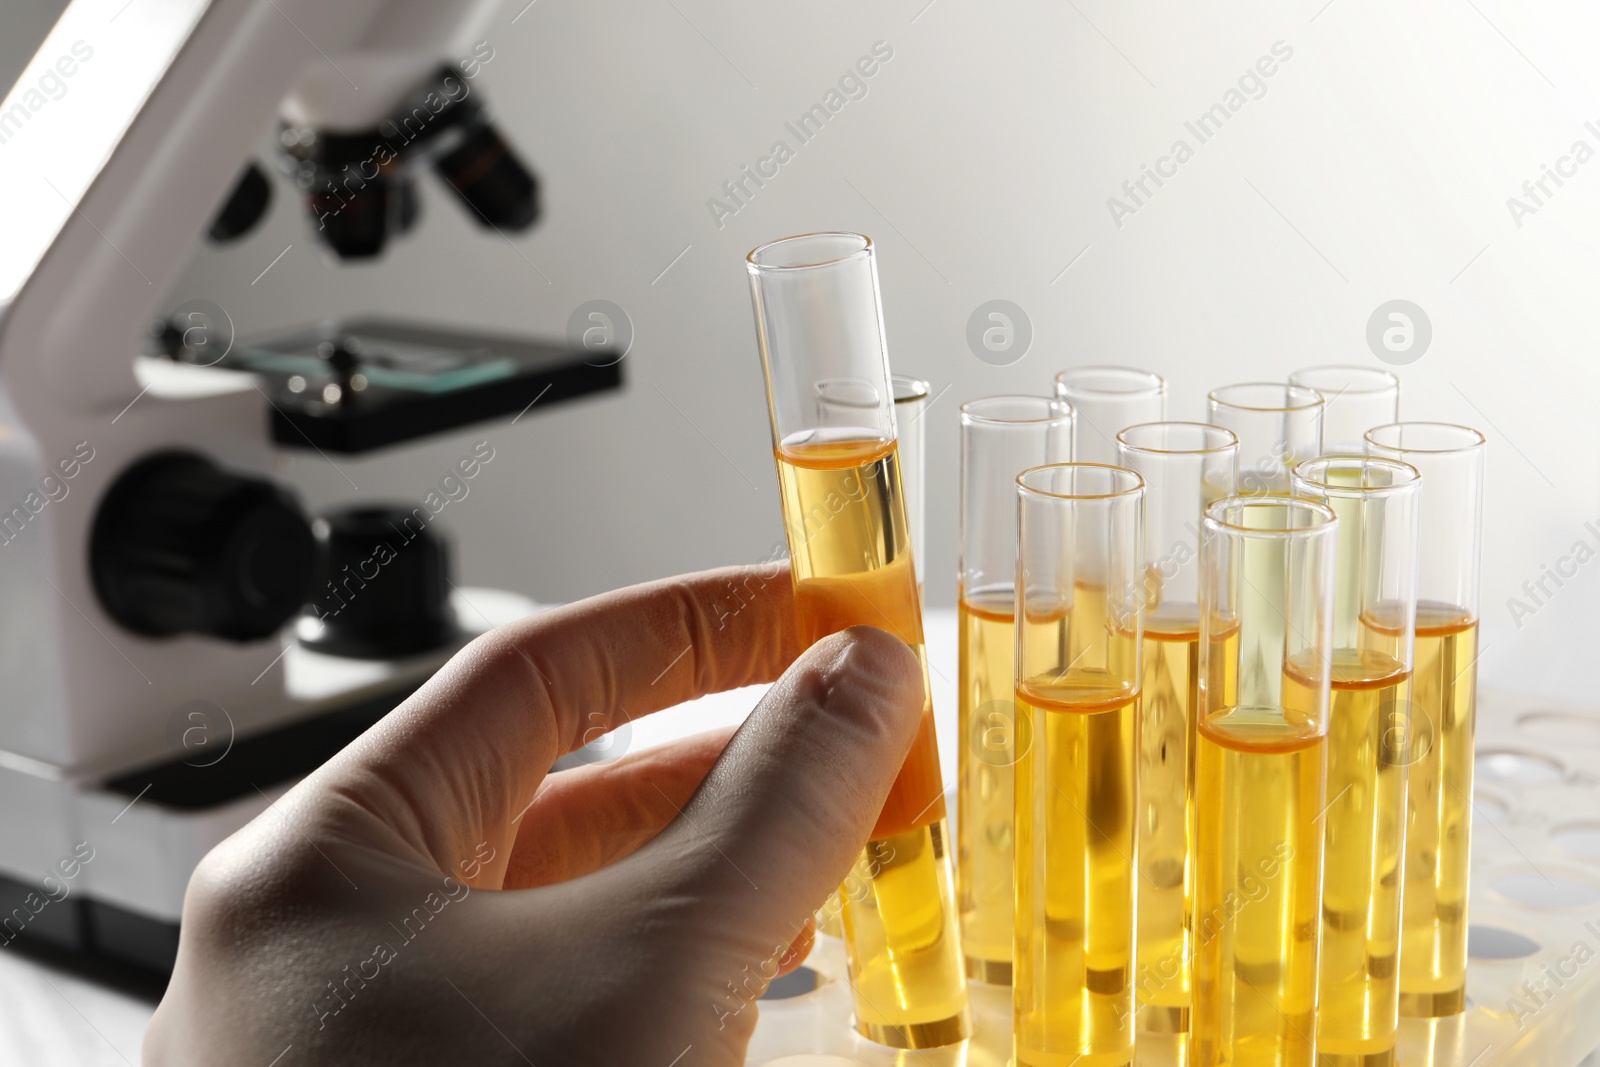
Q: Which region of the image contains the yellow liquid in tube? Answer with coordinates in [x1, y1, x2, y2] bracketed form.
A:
[1135, 620, 1201, 1035]
[775, 438, 967, 1047]
[1014, 587, 1139, 1067]
[1397, 606, 1478, 1018]
[957, 592, 1019, 985]
[1306, 647, 1410, 1066]
[1192, 632, 1326, 1067]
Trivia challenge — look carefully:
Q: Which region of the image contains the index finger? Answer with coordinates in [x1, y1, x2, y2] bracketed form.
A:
[310, 562, 802, 882]
[503, 560, 801, 753]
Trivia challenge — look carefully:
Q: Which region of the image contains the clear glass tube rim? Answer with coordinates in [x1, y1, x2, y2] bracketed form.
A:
[1116, 420, 1239, 455]
[1292, 454, 1421, 497]
[960, 394, 1074, 426]
[1204, 493, 1338, 537]
[1289, 364, 1401, 395]
[1207, 381, 1326, 413]
[1017, 461, 1144, 501]
[747, 231, 872, 272]
[892, 374, 931, 403]
[1053, 364, 1167, 398]
[1364, 421, 1487, 455]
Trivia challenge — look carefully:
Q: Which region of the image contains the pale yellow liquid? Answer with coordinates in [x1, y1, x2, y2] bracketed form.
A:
[776, 438, 968, 1047]
[1136, 622, 1201, 1036]
[1293, 648, 1410, 1066]
[1193, 695, 1326, 1066]
[1397, 606, 1478, 1018]
[1015, 676, 1139, 1067]
[957, 592, 1019, 985]
[1014, 582, 1139, 1067]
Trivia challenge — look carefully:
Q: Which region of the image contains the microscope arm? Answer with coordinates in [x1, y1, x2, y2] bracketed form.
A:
[0, 0, 500, 413]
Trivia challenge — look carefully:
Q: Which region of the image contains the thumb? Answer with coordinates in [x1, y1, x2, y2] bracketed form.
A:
[621, 624, 927, 950]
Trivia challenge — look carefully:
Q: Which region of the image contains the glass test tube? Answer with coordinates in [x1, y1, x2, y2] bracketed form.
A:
[895, 375, 931, 592]
[1292, 456, 1421, 1066]
[1115, 423, 1239, 1037]
[1194, 495, 1337, 1067]
[1364, 423, 1486, 1019]
[810, 373, 929, 945]
[817, 374, 931, 592]
[1289, 366, 1400, 454]
[1055, 366, 1168, 465]
[957, 396, 1074, 987]
[1207, 383, 1324, 494]
[748, 232, 968, 1048]
[1014, 463, 1144, 1067]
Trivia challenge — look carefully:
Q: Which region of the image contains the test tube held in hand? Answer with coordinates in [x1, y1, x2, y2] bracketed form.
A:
[748, 232, 968, 1048]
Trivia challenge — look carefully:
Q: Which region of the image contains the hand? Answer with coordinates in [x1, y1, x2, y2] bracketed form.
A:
[143, 565, 926, 1066]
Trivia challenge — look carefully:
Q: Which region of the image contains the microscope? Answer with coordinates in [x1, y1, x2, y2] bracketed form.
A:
[0, 0, 620, 971]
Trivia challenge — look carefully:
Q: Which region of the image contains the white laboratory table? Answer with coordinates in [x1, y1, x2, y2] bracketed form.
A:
[9, 606, 1600, 1067]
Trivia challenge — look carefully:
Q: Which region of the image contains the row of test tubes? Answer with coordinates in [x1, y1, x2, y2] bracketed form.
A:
[745, 232, 1486, 1066]
[961, 373, 1485, 1067]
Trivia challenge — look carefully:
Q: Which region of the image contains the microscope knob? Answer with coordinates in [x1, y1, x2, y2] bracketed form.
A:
[297, 504, 458, 659]
[206, 162, 273, 243]
[90, 452, 317, 641]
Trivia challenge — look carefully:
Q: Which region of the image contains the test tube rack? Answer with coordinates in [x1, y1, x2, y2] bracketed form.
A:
[742, 617, 1600, 1067]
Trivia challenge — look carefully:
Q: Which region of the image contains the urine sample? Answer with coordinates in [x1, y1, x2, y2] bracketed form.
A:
[1206, 383, 1324, 494]
[1115, 423, 1239, 1038]
[1193, 495, 1337, 1067]
[1054, 366, 1167, 465]
[1292, 456, 1421, 1066]
[1014, 463, 1144, 1067]
[957, 396, 1073, 986]
[1289, 366, 1400, 454]
[1364, 423, 1486, 1019]
[748, 232, 968, 1048]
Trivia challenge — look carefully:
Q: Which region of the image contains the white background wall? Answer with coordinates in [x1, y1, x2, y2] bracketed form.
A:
[7, 0, 1600, 700]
